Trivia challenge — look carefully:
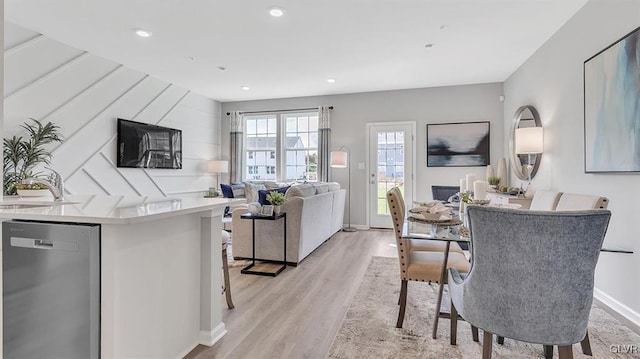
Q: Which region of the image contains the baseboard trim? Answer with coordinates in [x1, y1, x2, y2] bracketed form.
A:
[199, 323, 227, 346]
[176, 340, 200, 359]
[594, 288, 640, 335]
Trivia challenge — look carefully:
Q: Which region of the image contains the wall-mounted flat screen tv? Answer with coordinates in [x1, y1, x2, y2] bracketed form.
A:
[117, 118, 182, 169]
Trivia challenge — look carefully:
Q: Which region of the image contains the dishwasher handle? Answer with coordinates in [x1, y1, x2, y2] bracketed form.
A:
[10, 237, 79, 252]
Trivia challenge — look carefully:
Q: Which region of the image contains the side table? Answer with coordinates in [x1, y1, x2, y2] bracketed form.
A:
[240, 212, 287, 277]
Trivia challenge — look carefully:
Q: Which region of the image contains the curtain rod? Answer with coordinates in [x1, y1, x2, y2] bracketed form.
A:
[226, 106, 333, 116]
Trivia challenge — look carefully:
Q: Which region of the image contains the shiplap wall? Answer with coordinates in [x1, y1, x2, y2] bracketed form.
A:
[4, 22, 221, 197]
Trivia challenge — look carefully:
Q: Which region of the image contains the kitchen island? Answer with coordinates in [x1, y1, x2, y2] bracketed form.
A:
[0, 195, 244, 358]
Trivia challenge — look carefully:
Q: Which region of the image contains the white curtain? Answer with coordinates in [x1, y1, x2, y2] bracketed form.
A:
[229, 111, 243, 183]
[318, 106, 331, 182]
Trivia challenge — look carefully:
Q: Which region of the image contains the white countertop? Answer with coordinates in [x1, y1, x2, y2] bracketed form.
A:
[0, 195, 245, 224]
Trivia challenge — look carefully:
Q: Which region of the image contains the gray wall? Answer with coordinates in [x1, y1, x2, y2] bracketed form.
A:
[504, 0, 640, 326]
[4, 22, 222, 197]
[222, 82, 504, 227]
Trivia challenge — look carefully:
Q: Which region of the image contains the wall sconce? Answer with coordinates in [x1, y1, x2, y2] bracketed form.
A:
[515, 127, 543, 184]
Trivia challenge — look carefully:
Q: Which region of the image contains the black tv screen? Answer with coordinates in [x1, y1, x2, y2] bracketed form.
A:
[117, 119, 182, 169]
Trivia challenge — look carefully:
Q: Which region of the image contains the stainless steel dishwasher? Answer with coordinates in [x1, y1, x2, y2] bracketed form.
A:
[3, 220, 100, 359]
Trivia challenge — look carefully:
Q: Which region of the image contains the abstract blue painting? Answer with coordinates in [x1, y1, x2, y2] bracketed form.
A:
[584, 26, 640, 173]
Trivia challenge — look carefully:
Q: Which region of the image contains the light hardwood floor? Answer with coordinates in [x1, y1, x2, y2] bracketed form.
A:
[185, 229, 397, 359]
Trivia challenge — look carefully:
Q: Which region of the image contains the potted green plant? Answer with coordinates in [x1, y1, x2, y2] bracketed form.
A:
[266, 191, 285, 214]
[487, 176, 501, 190]
[3, 119, 63, 195]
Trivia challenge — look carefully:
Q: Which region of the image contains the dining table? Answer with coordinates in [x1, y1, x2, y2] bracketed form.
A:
[402, 217, 470, 339]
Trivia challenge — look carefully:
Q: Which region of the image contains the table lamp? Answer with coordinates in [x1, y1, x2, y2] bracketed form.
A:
[208, 160, 229, 194]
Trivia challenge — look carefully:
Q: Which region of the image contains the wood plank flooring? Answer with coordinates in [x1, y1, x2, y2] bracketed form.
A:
[185, 229, 397, 359]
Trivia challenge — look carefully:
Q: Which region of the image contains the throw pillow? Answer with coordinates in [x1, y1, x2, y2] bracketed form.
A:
[327, 182, 341, 192]
[258, 186, 291, 205]
[244, 182, 266, 203]
[313, 183, 329, 194]
[220, 184, 234, 198]
[231, 185, 245, 198]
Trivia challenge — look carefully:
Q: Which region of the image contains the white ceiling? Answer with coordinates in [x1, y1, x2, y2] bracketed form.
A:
[6, 0, 589, 102]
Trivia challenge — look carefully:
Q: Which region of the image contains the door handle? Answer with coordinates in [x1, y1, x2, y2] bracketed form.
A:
[10, 237, 79, 251]
[34, 239, 54, 248]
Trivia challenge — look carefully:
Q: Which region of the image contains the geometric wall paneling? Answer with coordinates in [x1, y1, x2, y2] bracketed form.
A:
[4, 36, 85, 97]
[4, 55, 120, 127]
[4, 22, 222, 198]
[4, 22, 41, 49]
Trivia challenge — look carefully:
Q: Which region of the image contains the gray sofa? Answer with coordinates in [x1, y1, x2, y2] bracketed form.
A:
[232, 183, 346, 264]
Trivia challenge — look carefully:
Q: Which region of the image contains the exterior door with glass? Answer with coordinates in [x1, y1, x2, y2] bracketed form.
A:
[367, 122, 415, 229]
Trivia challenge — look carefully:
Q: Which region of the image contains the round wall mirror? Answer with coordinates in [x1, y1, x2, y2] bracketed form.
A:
[509, 105, 542, 181]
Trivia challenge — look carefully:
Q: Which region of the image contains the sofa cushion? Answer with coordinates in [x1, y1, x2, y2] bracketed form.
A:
[285, 184, 316, 198]
[258, 186, 291, 205]
[244, 182, 266, 203]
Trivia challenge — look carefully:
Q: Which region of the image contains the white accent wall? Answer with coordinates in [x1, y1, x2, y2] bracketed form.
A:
[503, 0, 640, 327]
[4, 22, 222, 197]
[221, 83, 505, 227]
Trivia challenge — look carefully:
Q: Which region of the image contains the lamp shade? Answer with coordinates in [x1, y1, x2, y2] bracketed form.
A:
[515, 127, 544, 154]
[330, 151, 348, 168]
[208, 160, 229, 173]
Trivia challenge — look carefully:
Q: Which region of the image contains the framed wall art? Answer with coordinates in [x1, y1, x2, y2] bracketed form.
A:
[426, 121, 490, 167]
[584, 25, 640, 173]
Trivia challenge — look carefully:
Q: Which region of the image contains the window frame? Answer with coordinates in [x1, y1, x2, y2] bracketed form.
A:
[243, 111, 319, 182]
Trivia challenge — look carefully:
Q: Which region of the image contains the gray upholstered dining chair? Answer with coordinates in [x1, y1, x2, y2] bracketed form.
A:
[386, 187, 470, 329]
[448, 206, 611, 359]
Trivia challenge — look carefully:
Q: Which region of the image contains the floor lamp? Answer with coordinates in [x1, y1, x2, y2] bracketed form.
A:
[330, 146, 356, 232]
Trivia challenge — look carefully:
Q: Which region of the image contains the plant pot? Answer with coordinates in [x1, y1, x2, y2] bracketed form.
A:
[273, 205, 282, 215]
[17, 189, 51, 197]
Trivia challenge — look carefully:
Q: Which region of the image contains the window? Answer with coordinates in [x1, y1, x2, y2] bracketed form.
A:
[244, 112, 319, 182]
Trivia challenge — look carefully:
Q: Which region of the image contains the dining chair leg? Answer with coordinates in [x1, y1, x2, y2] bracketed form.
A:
[221, 245, 234, 309]
[482, 331, 493, 359]
[543, 345, 553, 359]
[432, 242, 451, 339]
[471, 325, 479, 342]
[396, 280, 408, 328]
[450, 300, 458, 345]
[558, 345, 574, 359]
[581, 331, 592, 355]
[497, 336, 504, 345]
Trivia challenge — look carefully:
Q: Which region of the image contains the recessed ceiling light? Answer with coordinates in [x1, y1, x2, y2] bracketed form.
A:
[424, 43, 435, 49]
[439, 25, 448, 31]
[269, 7, 284, 17]
[133, 28, 152, 38]
[217, 66, 226, 71]
[241, 85, 250, 91]
[327, 78, 336, 83]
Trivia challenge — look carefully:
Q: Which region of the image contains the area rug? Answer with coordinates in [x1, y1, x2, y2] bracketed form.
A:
[327, 256, 640, 358]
